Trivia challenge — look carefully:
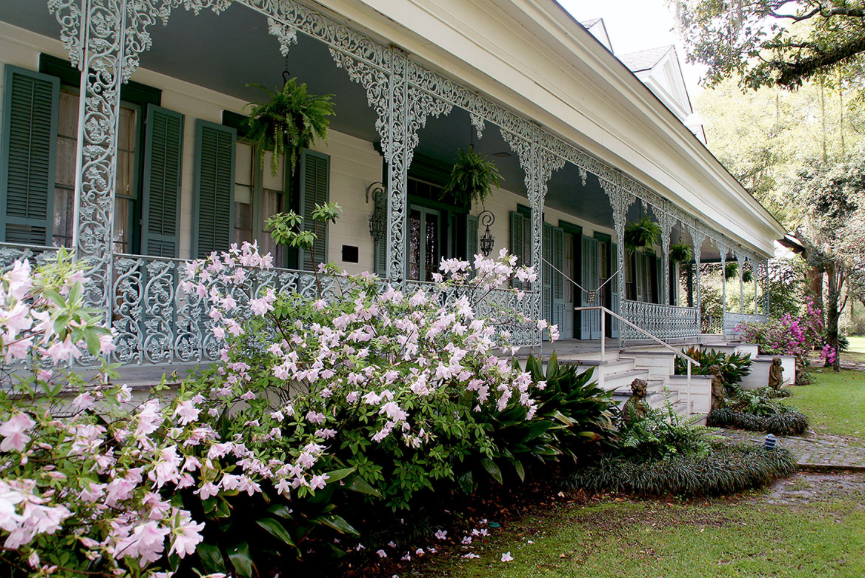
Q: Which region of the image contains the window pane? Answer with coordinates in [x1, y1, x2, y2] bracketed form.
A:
[234, 201, 253, 246]
[262, 151, 285, 192]
[52, 188, 74, 248]
[235, 143, 253, 186]
[114, 197, 133, 253]
[260, 188, 284, 264]
[57, 91, 79, 139]
[424, 213, 439, 282]
[55, 136, 77, 188]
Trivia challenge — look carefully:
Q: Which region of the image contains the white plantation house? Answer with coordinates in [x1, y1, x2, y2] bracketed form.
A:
[0, 1, 786, 410]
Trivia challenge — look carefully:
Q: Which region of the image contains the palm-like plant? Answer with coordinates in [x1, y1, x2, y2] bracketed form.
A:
[245, 79, 335, 177]
[443, 147, 503, 208]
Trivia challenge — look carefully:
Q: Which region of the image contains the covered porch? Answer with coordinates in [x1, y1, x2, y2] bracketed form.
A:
[0, 0, 773, 372]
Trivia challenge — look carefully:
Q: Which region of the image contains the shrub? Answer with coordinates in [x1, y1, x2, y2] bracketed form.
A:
[707, 407, 809, 435]
[737, 298, 828, 384]
[674, 346, 752, 390]
[617, 403, 717, 461]
[457, 353, 616, 491]
[563, 443, 797, 497]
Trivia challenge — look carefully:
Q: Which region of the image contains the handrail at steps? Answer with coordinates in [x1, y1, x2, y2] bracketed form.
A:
[574, 305, 700, 414]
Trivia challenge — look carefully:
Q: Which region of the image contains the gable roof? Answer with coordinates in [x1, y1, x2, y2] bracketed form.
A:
[618, 45, 675, 73]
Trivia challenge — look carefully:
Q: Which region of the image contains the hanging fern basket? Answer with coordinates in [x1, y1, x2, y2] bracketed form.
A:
[669, 242, 692, 263]
[244, 78, 335, 177]
[443, 147, 503, 209]
[623, 215, 661, 254]
[725, 262, 755, 282]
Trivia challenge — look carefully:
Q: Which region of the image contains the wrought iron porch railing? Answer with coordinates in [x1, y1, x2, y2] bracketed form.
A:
[1, 245, 541, 367]
[723, 311, 769, 337]
[620, 299, 699, 344]
[701, 314, 724, 335]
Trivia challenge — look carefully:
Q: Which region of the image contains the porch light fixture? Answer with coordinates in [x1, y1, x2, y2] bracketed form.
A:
[478, 210, 496, 256]
[366, 182, 387, 243]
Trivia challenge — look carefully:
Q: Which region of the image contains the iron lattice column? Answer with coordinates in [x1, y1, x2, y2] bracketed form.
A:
[737, 253, 746, 314]
[69, 0, 129, 318]
[656, 207, 676, 307]
[688, 225, 706, 336]
[719, 245, 727, 334]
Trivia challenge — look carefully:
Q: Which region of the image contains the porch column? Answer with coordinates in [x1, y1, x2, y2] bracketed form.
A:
[604, 184, 633, 344]
[68, 1, 130, 316]
[765, 258, 771, 317]
[656, 207, 675, 306]
[689, 225, 706, 336]
[719, 245, 727, 332]
[384, 51, 410, 283]
[737, 253, 746, 314]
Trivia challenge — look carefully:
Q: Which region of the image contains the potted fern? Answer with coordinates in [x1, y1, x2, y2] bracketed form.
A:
[623, 215, 661, 254]
[669, 242, 692, 264]
[443, 147, 503, 209]
[244, 78, 335, 177]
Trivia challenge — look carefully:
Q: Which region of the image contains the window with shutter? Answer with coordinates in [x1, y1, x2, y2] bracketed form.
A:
[299, 149, 330, 271]
[141, 105, 183, 257]
[372, 186, 387, 276]
[0, 66, 59, 246]
[193, 120, 236, 259]
[465, 214, 478, 260]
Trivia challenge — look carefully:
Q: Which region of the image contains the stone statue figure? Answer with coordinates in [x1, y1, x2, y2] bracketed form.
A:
[768, 356, 784, 390]
[709, 364, 725, 411]
[622, 378, 649, 425]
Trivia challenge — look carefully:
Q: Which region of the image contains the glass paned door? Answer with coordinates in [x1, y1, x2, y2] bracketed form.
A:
[407, 206, 441, 282]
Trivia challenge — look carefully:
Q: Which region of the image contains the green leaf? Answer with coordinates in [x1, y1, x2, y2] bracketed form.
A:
[256, 517, 296, 546]
[227, 542, 255, 578]
[324, 467, 355, 484]
[197, 543, 226, 574]
[344, 476, 382, 498]
[481, 458, 503, 484]
[84, 330, 101, 356]
[314, 513, 360, 536]
[510, 458, 526, 482]
[458, 470, 476, 495]
[267, 504, 294, 519]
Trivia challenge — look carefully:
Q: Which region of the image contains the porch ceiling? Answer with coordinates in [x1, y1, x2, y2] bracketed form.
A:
[0, 1, 722, 260]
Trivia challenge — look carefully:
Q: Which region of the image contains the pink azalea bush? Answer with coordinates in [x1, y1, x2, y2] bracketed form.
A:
[0, 243, 568, 576]
[737, 299, 829, 384]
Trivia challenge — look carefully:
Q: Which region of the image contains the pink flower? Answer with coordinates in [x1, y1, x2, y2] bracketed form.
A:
[0, 413, 34, 452]
[116, 521, 169, 563]
[169, 510, 205, 558]
[173, 401, 200, 426]
[501, 552, 514, 562]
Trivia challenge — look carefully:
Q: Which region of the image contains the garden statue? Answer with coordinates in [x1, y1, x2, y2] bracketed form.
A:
[622, 378, 649, 424]
[768, 356, 784, 391]
[709, 365, 725, 411]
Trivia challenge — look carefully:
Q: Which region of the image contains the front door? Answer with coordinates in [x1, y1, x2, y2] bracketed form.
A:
[580, 235, 601, 340]
[407, 206, 441, 282]
[562, 231, 576, 339]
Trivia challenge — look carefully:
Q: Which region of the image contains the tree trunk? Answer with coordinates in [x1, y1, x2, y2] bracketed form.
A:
[826, 262, 843, 373]
[806, 266, 825, 321]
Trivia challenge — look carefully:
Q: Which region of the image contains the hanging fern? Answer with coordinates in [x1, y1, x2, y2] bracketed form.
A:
[623, 215, 661, 254]
[669, 242, 692, 263]
[725, 262, 754, 282]
[443, 147, 503, 209]
[244, 78, 335, 177]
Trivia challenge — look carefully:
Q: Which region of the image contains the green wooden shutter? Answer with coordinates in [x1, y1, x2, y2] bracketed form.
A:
[300, 149, 330, 271]
[141, 105, 183, 257]
[465, 214, 479, 260]
[0, 66, 59, 246]
[373, 187, 387, 276]
[193, 119, 235, 259]
[610, 242, 620, 337]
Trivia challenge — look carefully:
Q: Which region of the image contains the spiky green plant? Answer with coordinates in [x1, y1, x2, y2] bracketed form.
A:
[669, 242, 692, 263]
[623, 215, 662, 254]
[443, 146, 503, 208]
[244, 78, 335, 177]
[674, 346, 752, 390]
[563, 442, 796, 497]
[707, 407, 808, 435]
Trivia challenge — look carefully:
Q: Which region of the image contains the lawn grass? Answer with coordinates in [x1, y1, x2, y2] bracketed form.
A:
[783, 369, 865, 442]
[418, 484, 865, 577]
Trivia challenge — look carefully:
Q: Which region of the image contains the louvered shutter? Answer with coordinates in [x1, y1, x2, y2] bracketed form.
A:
[610, 242, 620, 337]
[300, 149, 329, 271]
[141, 105, 183, 257]
[373, 187, 387, 276]
[193, 120, 235, 259]
[0, 66, 59, 246]
[465, 214, 478, 260]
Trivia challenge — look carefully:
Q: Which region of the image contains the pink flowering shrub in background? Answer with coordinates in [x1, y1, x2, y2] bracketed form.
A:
[737, 299, 829, 384]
